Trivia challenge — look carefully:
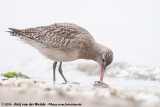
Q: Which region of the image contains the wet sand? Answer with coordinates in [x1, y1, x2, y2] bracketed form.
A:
[0, 79, 160, 107]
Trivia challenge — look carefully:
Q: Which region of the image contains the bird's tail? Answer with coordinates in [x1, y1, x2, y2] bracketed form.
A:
[7, 28, 21, 36]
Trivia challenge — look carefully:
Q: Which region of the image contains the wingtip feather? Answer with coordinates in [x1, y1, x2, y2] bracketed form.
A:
[8, 28, 21, 32]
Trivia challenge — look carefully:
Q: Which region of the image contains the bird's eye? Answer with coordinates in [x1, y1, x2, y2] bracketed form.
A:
[102, 58, 105, 62]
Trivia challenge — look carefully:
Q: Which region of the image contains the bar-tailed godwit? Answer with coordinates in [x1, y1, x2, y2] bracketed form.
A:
[8, 23, 113, 83]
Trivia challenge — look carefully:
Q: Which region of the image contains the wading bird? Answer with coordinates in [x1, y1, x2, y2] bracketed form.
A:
[8, 23, 113, 83]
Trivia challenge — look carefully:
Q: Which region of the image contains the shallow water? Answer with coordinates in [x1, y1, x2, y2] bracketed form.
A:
[1, 58, 160, 94]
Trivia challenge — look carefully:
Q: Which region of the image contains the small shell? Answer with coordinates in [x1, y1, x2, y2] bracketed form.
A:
[3, 80, 15, 87]
[93, 81, 110, 88]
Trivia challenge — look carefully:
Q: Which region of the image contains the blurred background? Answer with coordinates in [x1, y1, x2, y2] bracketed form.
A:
[0, 0, 160, 66]
[1, 1, 160, 105]
[0, 0, 160, 82]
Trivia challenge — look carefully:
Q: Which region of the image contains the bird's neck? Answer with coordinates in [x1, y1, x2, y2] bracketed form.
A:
[79, 41, 102, 62]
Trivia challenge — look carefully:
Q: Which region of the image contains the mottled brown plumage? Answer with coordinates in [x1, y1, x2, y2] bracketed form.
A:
[8, 23, 113, 82]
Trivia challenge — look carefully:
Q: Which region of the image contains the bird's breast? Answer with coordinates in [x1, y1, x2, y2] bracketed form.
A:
[38, 47, 80, 62]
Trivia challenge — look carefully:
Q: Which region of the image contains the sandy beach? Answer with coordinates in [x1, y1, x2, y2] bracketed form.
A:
[0, 79, 160, 107]
[1, 61, 160, 107]
[1, 0, 160, 107]
[1, 62, 160, 107]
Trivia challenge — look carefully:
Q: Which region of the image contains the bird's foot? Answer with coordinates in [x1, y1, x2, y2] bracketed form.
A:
[62, 82, 68, 84]
[93, 81, 110, 88]
[62, 81, 80, 84]
[71, 82, 80, 84]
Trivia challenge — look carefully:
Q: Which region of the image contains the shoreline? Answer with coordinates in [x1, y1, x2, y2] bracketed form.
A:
[0, 79, 160, 107]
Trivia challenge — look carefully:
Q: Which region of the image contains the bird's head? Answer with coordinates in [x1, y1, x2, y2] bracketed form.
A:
[96, 45, 113, 81]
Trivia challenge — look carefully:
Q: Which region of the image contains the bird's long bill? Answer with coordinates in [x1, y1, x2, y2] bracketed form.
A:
[100, 67, 105, 81]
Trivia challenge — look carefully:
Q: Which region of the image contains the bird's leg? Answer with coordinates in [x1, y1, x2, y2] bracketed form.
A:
[53, 61, 57, 81]
[58, 62, 68, 83]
